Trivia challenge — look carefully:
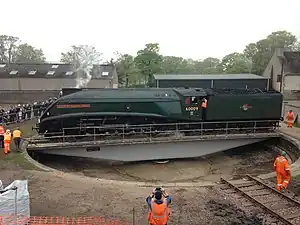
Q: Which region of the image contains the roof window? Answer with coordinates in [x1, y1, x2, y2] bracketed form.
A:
[9, 70, 18, 75]
[47, 71, 55, 75]
[65, 71, 73, 76]
[28, 70, 37, 75]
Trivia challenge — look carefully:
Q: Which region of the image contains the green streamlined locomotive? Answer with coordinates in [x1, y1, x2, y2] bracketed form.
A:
[37, 88, 283, 136]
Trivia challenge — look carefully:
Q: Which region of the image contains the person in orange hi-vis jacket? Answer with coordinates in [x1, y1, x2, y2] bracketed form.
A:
[3, 129, 12, 154]
[286, 110, 295, 128]
[274, 151, 291, 191]
[146, 187, 171, 225]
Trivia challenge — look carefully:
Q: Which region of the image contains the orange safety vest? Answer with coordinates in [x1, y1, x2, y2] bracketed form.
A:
[0, 126, 4, 135]
[4, 133, 11, 141]
[287, 112, 295, 121]
[13, 130, 21, 138]
[201, 99, 207, 108]
[274, 156, 290, 174]
[148, 199, 169, 225]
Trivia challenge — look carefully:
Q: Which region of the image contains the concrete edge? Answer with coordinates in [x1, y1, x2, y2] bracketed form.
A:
[258, 132, 300, 179]
[22, 141, 215, 188]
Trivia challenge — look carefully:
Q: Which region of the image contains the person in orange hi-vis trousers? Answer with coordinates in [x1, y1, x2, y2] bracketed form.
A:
[286, 110, 295, 128]
[3, 129, 12, 154]
[274, 151, 291, 191]
[0, 124, 5, 149]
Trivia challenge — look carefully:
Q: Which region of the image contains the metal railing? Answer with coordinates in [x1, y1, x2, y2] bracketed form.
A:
[29, 120, 280, 145]
[0, 107, 47, 125]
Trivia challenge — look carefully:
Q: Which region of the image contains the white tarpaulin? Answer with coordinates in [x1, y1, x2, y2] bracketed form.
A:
[0, 180, 30, 225]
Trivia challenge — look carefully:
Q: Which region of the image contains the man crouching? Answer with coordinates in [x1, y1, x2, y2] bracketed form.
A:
[146, 187, 171, 225]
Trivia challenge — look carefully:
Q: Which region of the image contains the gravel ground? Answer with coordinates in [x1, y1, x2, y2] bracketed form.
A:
[0, 165, 271, 225]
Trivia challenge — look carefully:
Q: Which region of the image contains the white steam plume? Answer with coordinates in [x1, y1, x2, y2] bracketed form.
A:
[73, 45, 101, 88]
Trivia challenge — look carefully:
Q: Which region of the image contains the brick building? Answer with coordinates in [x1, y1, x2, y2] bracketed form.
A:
[0, 63, 118, 104]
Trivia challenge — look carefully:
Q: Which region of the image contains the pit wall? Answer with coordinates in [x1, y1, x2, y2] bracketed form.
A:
[0, 91, 59, 104]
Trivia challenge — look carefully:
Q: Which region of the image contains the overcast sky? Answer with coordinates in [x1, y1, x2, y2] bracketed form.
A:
[1, 0, 300, 62]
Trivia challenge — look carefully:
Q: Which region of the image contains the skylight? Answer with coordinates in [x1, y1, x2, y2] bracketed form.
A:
[65, 71, 73, 76]
[47, 71, 55, 75]
[9, 70, 18, 75]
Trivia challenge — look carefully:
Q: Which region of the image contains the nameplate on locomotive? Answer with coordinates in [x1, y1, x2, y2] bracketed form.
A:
[56, 104, 91, 109]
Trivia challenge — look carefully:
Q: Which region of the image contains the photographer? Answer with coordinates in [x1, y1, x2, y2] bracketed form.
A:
[146, 187, 172, 225]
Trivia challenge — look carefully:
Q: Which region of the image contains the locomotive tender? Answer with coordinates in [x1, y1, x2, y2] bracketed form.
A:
[37, 87, 283, 136]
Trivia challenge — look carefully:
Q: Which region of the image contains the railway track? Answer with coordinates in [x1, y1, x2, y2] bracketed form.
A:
[220, 175, 300, 225]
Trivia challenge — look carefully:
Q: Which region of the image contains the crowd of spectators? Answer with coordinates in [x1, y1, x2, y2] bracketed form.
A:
[0, 97, 58, 124]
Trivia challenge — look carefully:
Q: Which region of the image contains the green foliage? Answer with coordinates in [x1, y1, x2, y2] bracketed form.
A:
[0, 35, 46, 63]
[134, 43, 163, 87]
[115, 30, 299, 87]
[244, 31, 298, 75]
[1, 30, 299, 88]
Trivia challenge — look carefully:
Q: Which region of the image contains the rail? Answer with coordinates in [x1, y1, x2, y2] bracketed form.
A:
[29, 119, 280, 144]
[221, 175, 300, 225]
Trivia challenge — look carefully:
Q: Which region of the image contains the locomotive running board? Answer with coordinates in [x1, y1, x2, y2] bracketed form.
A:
[27, 133, 280, 162]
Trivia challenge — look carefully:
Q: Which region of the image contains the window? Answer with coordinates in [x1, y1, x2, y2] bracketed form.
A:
[28, 70, 36, 75]
[102, 71, 109, 76]
[0, 64, 5, 68]
[185, 97, 191, 105]
[47, 71, 55, 75]
[191, 96, 198, 104]
[65, 71, 73, 76]
[277, 74, 282, 82]
[9, 70, 18, 75]
[51, 65, 59, 69]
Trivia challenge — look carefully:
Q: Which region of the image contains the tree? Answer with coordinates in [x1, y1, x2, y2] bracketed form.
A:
[114, 52, 138, 87]
[15, 43, 46, 63]
[134, 43, 163, 87]
[244, 30, 298, 75]
[0, 35, 20, 63]
[219, 53, 252, 74]
[60, 45, 102, 68]
[201, 57, 222, 74]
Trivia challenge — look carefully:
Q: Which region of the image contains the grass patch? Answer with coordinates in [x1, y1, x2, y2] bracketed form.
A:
[1, 152, 39, 170]
[6, 119, 38, 138]
[1, 119, 40, 170]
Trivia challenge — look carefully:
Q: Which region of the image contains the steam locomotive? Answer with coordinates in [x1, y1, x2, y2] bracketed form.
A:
[36, 87, 282, 137]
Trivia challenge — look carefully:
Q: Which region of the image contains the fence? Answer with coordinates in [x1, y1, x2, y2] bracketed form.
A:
[0, 216, 134, 225]
[0, 107, 47, 126]
[30, 120, 280, 145]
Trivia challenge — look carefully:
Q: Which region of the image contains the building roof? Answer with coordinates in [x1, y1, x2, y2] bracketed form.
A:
[0, 63, 116, 78]
[153, 73, 266, 80]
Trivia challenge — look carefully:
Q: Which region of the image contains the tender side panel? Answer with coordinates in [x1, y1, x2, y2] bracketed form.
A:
[206, 93, 282, 121]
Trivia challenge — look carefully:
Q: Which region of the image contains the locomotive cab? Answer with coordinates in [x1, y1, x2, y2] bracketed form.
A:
[175, 88, 207, 121]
